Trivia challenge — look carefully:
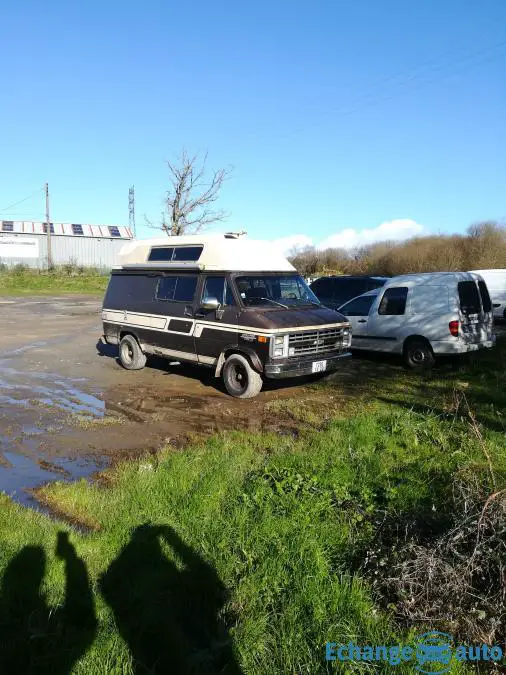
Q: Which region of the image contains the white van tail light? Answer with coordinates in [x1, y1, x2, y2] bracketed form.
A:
[449, 320, 459, 337]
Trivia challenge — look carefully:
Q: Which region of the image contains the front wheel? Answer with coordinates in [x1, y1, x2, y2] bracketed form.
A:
[222, 354, 263, 398]
[119, 334, 147, 370]
[403, 338, 435, 369]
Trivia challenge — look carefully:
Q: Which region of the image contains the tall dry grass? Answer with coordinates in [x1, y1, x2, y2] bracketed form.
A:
[289, 221, 506, 277]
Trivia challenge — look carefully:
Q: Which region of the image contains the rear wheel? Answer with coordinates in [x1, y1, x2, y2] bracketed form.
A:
[403, 338, 435, 369]
[223, 354, 263, 398]
[119, 334, 147, 370]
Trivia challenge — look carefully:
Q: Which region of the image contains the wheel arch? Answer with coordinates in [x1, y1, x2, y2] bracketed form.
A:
[119, 328, 142, 344]
[214, 345, 263, 377]
[402, 334, 434, 355]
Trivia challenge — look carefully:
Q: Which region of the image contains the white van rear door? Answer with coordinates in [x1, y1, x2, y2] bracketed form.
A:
[458, 279, 493, 344]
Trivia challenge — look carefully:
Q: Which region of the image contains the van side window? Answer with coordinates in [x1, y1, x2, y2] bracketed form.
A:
[341, 295, 375, 316]
[148, 246, 203, 262]
[378, 287, 408, 315]
[155, 276, 197, 302]
[202, 276, 235, 306]
[172, 246, 203, 261]
[156, 277, 177, 300]
[149, 247, 174, 262]
[174, 276, 198, 302]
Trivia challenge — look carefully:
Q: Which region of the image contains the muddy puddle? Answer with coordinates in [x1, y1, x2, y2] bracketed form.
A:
[0, 352, 301, 509]
[0, 450, 106, 509]
[0, 356, 108, 507]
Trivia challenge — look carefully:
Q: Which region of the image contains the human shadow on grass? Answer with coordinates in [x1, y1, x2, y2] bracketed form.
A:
[100, 523, 243, 674]
[0, 532, 97, 674]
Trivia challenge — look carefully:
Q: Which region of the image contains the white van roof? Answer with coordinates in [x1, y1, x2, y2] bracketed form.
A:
[383, 271, 480, 286]
[115, 233, 295, 272]
[470, 269, 506, 276]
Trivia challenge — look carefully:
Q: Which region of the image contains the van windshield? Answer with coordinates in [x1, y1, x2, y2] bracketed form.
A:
[235, 275, 320, 307]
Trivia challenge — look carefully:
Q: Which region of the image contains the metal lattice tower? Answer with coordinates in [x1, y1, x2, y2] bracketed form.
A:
[128, 186, 136, 237]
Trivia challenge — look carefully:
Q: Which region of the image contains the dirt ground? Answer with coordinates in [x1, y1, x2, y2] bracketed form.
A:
[0, 296, 385, 506]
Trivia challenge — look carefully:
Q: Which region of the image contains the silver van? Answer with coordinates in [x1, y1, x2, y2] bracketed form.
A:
[338, 272, 495, 367]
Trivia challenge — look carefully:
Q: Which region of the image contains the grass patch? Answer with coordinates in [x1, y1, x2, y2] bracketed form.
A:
[66, 414, 123, 430]
[0, 342, 504, 672]
[0, 264, 108, 295]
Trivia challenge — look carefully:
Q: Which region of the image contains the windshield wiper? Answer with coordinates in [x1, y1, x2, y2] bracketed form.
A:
[252, 297, 289, 309]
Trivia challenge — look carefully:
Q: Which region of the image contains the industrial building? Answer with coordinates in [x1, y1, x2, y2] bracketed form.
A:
[0, 220, 133, 269]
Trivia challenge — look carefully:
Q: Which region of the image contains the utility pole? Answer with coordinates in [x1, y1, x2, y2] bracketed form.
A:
[45, 182, 52, 269]
[128, 186, 136, 238]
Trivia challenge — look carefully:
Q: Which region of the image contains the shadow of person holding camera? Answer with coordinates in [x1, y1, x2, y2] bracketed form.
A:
[0, 531, 97, 674]
[100, 523, 243, 674]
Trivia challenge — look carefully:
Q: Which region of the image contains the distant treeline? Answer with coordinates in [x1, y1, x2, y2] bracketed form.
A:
[289, 222, 506, 277]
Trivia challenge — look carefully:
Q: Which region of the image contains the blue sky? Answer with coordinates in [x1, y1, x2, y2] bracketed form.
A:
[0, 0, 505, 250]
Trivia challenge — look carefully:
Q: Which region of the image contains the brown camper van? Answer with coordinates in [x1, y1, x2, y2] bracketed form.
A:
[102, 233, 352, 398]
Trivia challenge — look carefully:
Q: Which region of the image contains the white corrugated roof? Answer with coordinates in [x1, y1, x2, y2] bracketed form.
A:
[116, 234, 295, 272]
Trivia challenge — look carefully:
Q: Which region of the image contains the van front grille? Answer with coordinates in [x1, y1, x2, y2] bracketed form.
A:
[288, 327, 345, 357]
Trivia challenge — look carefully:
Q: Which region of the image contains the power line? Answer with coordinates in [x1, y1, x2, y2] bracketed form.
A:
[0, 212, 44, 217]
[227, 38, 506, 151]
[0, 187, 45, 214]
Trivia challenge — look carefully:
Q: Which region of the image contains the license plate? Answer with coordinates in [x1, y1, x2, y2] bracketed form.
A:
[312, 360, 327, 373]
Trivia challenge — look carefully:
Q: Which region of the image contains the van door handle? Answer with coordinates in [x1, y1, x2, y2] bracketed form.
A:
[357, 319, 367, 323]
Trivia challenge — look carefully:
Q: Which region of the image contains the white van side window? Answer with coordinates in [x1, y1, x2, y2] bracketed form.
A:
[378, 287, 408, 315]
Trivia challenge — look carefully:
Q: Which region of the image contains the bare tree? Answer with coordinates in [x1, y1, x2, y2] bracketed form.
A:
[151, 151, 232, 236]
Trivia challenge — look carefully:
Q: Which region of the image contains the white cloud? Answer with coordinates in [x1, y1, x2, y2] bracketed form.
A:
[268, 219, 425, 253]
[270, 234, 313, 255]
[317, 219, 425, 250]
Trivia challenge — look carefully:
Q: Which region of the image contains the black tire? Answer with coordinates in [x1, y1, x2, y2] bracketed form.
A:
[119, 334, 147, 370]
[222, 354, 263, 398]
[403, 338, 435, 369]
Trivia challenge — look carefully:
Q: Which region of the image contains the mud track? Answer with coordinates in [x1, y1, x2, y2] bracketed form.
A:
[1, 296, 391, 507]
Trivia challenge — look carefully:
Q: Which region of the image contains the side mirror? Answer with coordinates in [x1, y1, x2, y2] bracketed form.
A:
[201, 297, 220, 311]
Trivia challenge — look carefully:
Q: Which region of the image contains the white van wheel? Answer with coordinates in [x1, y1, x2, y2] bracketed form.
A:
[223, 354, 263, 398]
[119, 334, 147, 370]
[404, 338, 435, 369]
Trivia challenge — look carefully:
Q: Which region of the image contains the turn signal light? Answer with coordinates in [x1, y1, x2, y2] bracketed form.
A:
[449, 320, 459, 337]
[257, 336, 268, 343]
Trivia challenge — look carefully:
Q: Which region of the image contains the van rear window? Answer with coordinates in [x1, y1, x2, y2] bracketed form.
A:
[458, 281, 481, 315]
[478, 280, 492, 313]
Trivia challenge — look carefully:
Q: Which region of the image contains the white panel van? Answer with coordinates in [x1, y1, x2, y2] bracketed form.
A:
[470, 269, 506, 320]
[338, 272, 495, 367]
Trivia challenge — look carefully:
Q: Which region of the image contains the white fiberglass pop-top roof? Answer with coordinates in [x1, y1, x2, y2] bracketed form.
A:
[115, 233, 296, 272]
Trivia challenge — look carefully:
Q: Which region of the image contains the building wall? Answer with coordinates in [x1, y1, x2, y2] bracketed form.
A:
[0, 234, 129, 270]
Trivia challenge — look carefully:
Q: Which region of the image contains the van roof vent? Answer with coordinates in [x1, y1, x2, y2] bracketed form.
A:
[224, 231, 247, 239]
